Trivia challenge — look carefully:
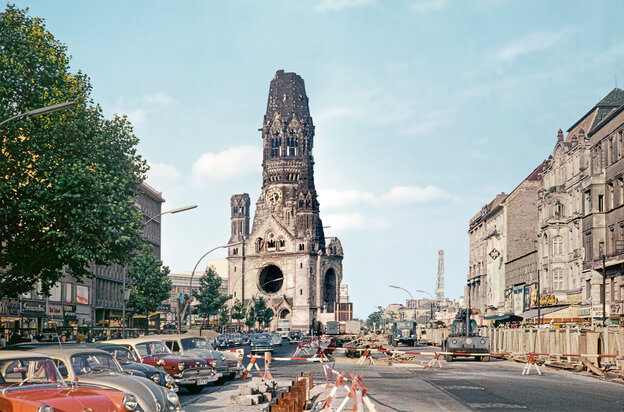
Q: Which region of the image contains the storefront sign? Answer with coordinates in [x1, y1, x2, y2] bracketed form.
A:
[592, 305, 609, 317]
[0, 300, 21, 316]
[579, 306, 591, 317]
[63, 305, 76, 314]
[48, 304, 63, 316]
[610, 301, 624, 315]
[156, 304, 171, 312]
[565, 294, 582, 304]
[22, 301, 46, 314]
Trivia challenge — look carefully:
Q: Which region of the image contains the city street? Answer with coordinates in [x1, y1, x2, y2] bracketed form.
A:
[179, 342, 624, 411]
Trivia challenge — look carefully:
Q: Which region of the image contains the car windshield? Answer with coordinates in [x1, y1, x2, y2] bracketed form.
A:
[181, 338, 212, 351]
[71, 353, 121, 375]
[254, 334, 271, 340]
[0, 357, 64, 389]
[396, 321, 413, 328]
[135, 341, 172, 357]
[108, 347, 137, 362]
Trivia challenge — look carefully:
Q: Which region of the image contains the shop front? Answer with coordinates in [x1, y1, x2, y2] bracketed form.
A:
[21, 300, 47, 333]
[0, 300, 21, 333]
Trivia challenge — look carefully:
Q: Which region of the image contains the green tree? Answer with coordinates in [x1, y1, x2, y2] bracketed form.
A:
[366, 308, 383, 329]
[126, 244, 172, 332]
[252, 297, 274, 329]
[244, 309, 256, 330]
[0, 5, 147, 297]
[192, 266, 231, 323]
[231, 299, 246, 331]
[218, 307, 230, 330]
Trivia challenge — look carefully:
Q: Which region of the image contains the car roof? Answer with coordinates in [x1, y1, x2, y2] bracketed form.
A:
[0, 350, 54, 359]
[29, 347, 112, 357]
[105, 337, 171, 345]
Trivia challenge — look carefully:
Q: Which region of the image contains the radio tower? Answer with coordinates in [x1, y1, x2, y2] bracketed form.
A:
[435, 250, 444, 301]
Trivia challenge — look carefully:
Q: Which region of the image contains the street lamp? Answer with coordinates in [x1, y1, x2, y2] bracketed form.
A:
[143, 205, 197, 226]
[0, 101, 77, 127]
[122, 203, 197, 338]
[389, 285, 414, 300]
[179, 242, 243, 333]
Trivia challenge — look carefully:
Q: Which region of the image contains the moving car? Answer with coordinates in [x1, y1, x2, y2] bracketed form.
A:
[88, 342, 178, 391]
[287, 330, 302, 343]
[30, 346, 182, 412]
[0, 350, 138, 411]
[249, 333, 273, 354]
[107, 337, 218, 393]
[441, 309, 490, 362]
[270, 333, 283, 346]
[391, 320, 418, 347]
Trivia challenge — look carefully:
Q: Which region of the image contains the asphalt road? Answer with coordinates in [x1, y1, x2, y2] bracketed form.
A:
[179, 341, 624, 411]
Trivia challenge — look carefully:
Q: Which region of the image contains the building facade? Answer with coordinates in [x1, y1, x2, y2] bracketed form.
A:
[227, 70, 344, 332]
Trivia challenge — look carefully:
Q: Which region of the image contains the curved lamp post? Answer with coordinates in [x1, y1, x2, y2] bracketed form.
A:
[122, 204, 197, 337]
[0, 101, 77, 127]
[179, 241, 243, 333]
[389, 285, 414, 300]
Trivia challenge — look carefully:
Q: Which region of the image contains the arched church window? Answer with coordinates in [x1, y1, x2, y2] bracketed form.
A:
[256, 238, 264, 253]
[278, 238, 286, 251]
[266, 233, 276, 251]
[554, 202, 564, 218]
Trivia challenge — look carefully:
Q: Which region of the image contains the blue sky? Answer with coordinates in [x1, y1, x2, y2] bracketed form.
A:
[13, 0, 624, 319]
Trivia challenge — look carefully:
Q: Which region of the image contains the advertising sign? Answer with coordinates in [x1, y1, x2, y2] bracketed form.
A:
[48, 304, 63, 317]
[513, 285, 524, 315]
[76, 285, 89, 305]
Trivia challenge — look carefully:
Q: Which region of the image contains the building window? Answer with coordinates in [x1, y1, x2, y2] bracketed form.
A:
[298, 243, 305, 251]
[584, 232, 592, 260]
[586, 280, 592, 300]
[598, 194, 604, 212]
[553, 236, 564, 255]
[553, 268, 564, 290]
[554, 202, 564, 218]
[608, 182, 615, 210]
[609, 226, 615, 255]
[585, 190, 591, 214]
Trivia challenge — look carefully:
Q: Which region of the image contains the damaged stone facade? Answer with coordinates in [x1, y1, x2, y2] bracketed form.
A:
[227, 70, 343, 332]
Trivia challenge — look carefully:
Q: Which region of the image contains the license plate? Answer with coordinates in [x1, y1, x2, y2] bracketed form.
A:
[196, 378, 209, 385]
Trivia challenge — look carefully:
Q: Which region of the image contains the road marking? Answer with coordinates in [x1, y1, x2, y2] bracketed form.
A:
[468, 403, 526, 409]
[442, 385, 485, 390]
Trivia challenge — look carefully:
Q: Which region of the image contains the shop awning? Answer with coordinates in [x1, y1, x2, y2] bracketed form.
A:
[520, 306, 564, 319]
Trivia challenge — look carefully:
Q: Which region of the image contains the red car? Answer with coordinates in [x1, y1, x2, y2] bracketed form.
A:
[0, 350, 138, 411]
[107, 337, 218, 393]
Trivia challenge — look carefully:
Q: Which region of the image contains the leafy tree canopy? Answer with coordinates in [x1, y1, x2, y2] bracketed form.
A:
[126, 243, 172, 317]
[366, 308, 383, 328]
[219, 307, 229, 328]
[0, 5, 147, 297]
[231, 299, 246, 320]
[252, 297, 274, 328]
[192, 266, 231, 319]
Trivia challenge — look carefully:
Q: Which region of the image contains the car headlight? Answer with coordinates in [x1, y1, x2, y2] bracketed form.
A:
[37, 405, 54, 412]
[164, 374, 175, 384]
[166, 390, 180, 405]
[123, 394, 138, 411]
[178, 362, 185, 371]
[210, 360, 217, 369]
[480, 339, 486, 345]
[151, 373, 161, 383]
[452, 339, 457, 344]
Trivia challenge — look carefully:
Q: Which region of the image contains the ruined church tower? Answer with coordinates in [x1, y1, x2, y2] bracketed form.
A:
[227, 70, 343, 332]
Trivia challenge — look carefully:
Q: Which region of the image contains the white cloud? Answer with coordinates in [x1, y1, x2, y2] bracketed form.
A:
[410, 0, 448, 14]
[141, 92, 175, 106]
[319, 185, 453, 209]
[315, 0, 374, 12]
[380, 185, 451, 204]
[323, 213, 390, 231]
[190, 145, 262, 184]
[497, 31, 564, 61]
[147, 162, 182, 187]
[124, 109, 146, 126]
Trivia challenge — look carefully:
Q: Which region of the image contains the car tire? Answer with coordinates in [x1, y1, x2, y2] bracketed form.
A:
[445, 355, 454, 362]
[215, 376, 227, 386]
[481, 355, 490, 362]
[229, 372, 236, 380]
[186, 384, 204, 394]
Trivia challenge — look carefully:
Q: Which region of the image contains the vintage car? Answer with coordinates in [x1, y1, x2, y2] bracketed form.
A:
[0, 350, 138, 411]
[153, 334, 243, 381]
[31, 347, 181, 411]
[249, 333, 274, 354]
[87, 342, 178, 391]
[107, 337, 218, 393]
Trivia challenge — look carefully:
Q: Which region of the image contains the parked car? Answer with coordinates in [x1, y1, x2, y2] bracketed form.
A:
[87, 342, 177, 391]
[0, 350, 138, 411]
[215, 334, 229, 348]
[229, 332, 244, 346]
[153, 334, 234, 384]
[270, 333, 283, 346]
[107, 337, 218, 393]
[249, 333, 273, 354]
[30, 346, 182, 412]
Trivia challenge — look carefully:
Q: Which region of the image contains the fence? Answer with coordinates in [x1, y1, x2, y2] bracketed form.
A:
[423, 326, 624, 365]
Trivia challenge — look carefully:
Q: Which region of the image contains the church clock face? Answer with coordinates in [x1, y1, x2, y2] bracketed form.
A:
[266, 188, 282, 206]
